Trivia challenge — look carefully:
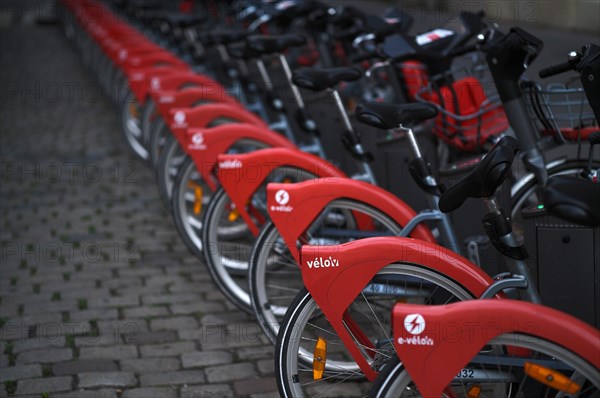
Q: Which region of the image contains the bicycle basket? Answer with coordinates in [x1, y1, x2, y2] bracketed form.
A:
[416, 65, 509, 153]
[523, 79, 598, 143]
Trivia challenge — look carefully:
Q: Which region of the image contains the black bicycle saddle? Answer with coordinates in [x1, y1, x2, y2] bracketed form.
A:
[439, 136, 519, 213]
[208, 29, 248, 45]
[543, 176, 600, 227]
[292, 67, 363, 91]
[355, 102, 438, 130]
[246, 34, 306, 55]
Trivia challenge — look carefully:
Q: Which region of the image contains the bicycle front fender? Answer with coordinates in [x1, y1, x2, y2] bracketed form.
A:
[167, 103, 269, 147]
[185, 125, 297, 191]
[154, 87, 240, 121]
[267, 178, 437, 262]
[216, 148, 347, 236]
[300, 237, 495, 381]
[146, 71, 221, 95]
[392, 300, 600, 397]
[126, 65, 190, 105]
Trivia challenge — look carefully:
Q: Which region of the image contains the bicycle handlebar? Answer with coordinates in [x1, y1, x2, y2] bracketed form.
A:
[538, 60, 574, 78]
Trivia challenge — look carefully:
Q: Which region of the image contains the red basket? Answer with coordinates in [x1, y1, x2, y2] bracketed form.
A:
[418, 77, 509, 152]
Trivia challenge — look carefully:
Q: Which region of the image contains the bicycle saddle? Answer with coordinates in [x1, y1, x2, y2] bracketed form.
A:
[162, 13, 206, 28]
[355, 102, 438, 130]
[543, 176, 600, 227]
[208, 29, 248, 45]
[246, 34, 306, 55]
[439, 136, 519, 213]
[292, 67, 362, 91]
[227, 42, 262, 60]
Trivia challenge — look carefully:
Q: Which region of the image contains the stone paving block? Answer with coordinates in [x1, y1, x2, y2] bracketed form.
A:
[74, 331, 122, 347]
[122, 306, 169, 319]
[139, 342, 195, 357]
[256, 359, 275, 375]
[142, 293, 202, 306]
[233, 377, 278, 396]
[78, 345, 138, 360]
[180, 384, 234, 398]
[122, 387, 177, 398]
[12, 336, 66, 353]
[16, 348, 72, 364]
[69, 308, 119, 322]
[96, 320, 148, 336]
[51, 389, 118, 398]
[52, 359, 119, 376]
[205, 363, 256, 383]
[149, 316, 198, 331]
[120, 358, 180, 374]
[122, 330, 177, 345]
[0, 364, 42, 382]
[88, 296, 139, 308]
[169, 301, 225, 315]
[139, 370, 205, 387]
[236, 346, 275, 361]
[15, 376, 72, 395]
[77, 371, 137, 389]
[181, 351, 233, 369]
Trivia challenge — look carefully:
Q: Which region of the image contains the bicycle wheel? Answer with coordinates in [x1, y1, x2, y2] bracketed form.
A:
[511, 159, 599, 239]
[202, 167, 316, 312]
[370, 335, 599, 397]
[148, 116, 168, 168]
[119, 90, 149, 160]
[156, 135, 186, 208]
[251, 200, 404, 344]
[171, 138, 270, 260]
[276, 264, 475, 397]
[140, 98, 157, 150]
[156, 118, 235, 207]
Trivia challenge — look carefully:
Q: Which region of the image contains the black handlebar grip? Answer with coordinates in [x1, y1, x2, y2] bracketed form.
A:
[589, 131, 600, 145]
[539, 61, 573, 78]
[448, 44, 477, 58]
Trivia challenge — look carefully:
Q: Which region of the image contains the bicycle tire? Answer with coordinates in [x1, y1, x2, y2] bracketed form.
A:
[276, 264, 475, 397]
[171, 138, 269, 260]
[202, 167, 316, 312]
[250, 199, 404, 344]
[140, 98, 156, 150]
[156, 135, 186, 208]
[370, 335, 599, 397]
[148, 116, 168, 168]
[119, 89, 149, 160]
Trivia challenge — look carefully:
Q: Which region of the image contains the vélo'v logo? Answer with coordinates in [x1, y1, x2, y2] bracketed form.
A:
[403, 314, 426, 335]
[275, 189, 289, 205]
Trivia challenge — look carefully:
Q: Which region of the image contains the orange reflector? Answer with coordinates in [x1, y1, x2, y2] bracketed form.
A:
[129, 103, 138, 119]
[283, 178, 292, 184]
[228, 208, 240, 222]
[467, 385, 481, 398]
[187, 181, 203, 215]
[524, 362, 580, 394]
[313, 337, 327, 380]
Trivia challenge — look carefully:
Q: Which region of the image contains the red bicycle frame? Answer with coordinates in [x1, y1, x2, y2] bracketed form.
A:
[392, 300, 600, 396]
[299, 238, 496, 381]
[184, 126, 297, 192]
[216, 148, 348, 236]
[267, 178, 437, 263]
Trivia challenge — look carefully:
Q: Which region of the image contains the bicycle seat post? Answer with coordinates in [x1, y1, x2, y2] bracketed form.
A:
[329, 88, 377, 184]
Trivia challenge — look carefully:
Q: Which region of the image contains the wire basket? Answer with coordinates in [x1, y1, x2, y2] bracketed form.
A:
[523, 78, 598, 143]
[414, 62, 509, 153]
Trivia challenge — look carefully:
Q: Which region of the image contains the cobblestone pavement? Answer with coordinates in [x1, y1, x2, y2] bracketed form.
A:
[1, 24, 278, 398]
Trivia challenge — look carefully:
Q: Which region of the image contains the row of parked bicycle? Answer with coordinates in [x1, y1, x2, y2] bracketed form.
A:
[60, 0, 599, 396]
